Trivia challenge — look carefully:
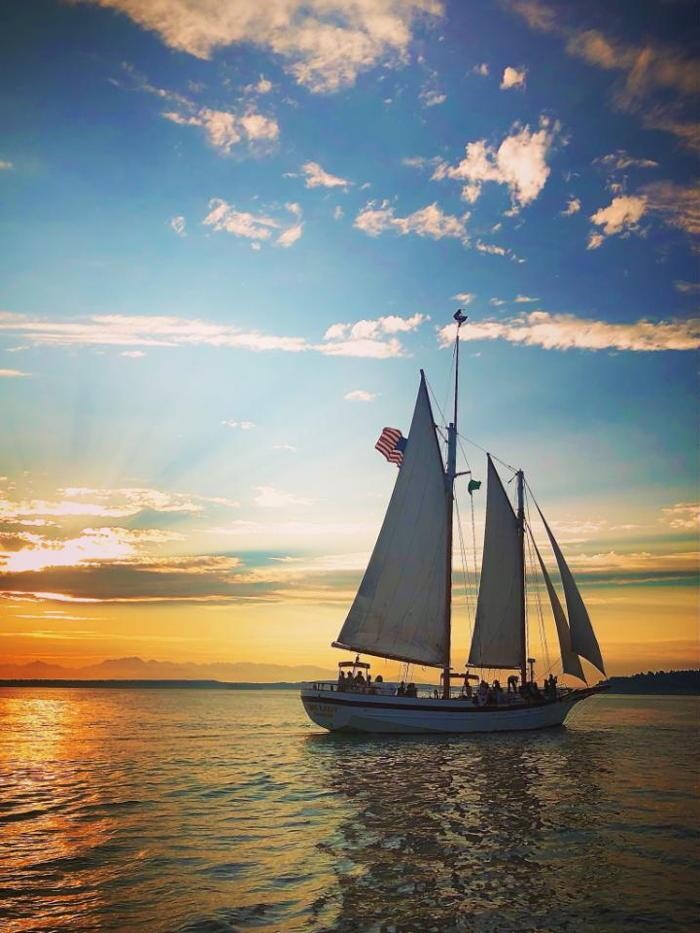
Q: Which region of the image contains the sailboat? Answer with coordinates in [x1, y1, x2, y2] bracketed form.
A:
[301, 313, 608, 733]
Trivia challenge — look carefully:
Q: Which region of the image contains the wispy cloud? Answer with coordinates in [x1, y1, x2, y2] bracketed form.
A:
[87, 0, 444, 94]
[253, 486, 312, 508]
[510, 0, 700, 152]
[660, 503, 700, 531]
[0, 486, 238, 521]
[432, 116, 559, 210]
[595, 150, 659, 171]
[451, 292, 475, 305]
[0, 310, 428, 359]
[674, 280, 700, 295]
[344, 389, 376, 402]
[0, 160, 13, 171]
[472, 63, 489, 76]
[169, 215, 186, 236]
[0, 368, 30, 378]
[437, 311, 700, 352]
[301, 161, 350, 189]
[354, 201, 469, 243]
[222, 420, 255, 430]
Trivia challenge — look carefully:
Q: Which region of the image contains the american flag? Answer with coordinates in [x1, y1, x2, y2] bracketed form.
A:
[375, 427, 406, 466]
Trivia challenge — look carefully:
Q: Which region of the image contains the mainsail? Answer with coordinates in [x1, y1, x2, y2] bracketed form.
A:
[333, 374, 450, 667]
[531, 538, 586, 681]
[537, 507, 606, 676]
[468, 456, 524, 669]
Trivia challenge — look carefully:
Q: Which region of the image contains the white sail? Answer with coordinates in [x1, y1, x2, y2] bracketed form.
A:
[333, 374, 450, 667]
[537, 507, 606, 676]
[531, 538, 586, 682]
[468, 456, 523, 669]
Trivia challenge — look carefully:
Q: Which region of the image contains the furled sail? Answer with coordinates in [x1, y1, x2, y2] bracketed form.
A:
[333, 374, 450, 667]
[537, 507, 606, 676]
[468, 456, 523, 669]
[531, 538, 586, 681]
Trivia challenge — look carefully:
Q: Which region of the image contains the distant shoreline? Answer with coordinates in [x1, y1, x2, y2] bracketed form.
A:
[1, 671, 698, 695]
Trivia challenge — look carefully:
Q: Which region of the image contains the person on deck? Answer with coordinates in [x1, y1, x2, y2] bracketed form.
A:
[338, 670, 346, 690]
[396, 681, 406, 696]
[507, 675, 519, 693]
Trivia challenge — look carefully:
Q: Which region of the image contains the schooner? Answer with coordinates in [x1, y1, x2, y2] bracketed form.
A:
[301, 313, 607, 733]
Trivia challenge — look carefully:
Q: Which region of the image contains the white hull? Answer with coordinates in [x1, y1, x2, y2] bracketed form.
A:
[300, 686, 601, 734]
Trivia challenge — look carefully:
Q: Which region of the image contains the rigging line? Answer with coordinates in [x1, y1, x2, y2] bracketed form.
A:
[455, 432, 519, 475]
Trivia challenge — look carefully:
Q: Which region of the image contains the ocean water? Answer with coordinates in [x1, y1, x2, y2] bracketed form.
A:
[0, 689, 697, 932]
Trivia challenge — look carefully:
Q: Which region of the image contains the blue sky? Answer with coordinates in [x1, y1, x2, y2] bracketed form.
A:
[0, 0, 697, 675]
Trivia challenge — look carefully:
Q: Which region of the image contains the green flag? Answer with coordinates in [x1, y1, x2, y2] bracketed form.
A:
[468, 479, 481, 495]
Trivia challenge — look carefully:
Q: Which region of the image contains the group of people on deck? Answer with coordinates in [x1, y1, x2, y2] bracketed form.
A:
[460, 673, 559, 705]
[337, 669, 384, 692]
[336, 666, 560, 703]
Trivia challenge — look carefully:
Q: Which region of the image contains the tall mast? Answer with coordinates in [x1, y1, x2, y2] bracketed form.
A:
[443, 311, 466, 698]
[516, 469, 528, 688]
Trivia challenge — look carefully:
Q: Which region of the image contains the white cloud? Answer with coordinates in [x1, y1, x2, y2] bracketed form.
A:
[489, 298, 507, 307]
[354, 200, 469, 243]
[301, 161, 349, 189]
[86, 0, 444, 94]
[660, 503, 700, 530]
[437, 310, 700, 352]
[163, 105, 278, 154]
[169, 215, 186, 236]
[222, 420, 255, 430]
[587, 194, 647, 248]
[0, 160, 13, 170]
[433, 117, 558, 210]
[419, 87, 446, 107]
[514, 295, 538, 303]
[272, 443, 297, 452]
[333, 205, 344, 221]
[203, 199, 303, 248]
[0, 369, 30, 378]
[500, 66, 526, 90]
[475, 241, 507, 256]
[344, 389, 376, 401]
[451, 292, 475, 304]
[253, 486, 313, 508]
[244, 75, 273, 95]
[473, 63, 489, 76]
[121, 350, 145, 358]
[562, 196, 581, 216]
[0, 311, 429, 360]
[322, 313, 427, 358]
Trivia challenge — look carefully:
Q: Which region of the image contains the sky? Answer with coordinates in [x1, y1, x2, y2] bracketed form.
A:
[0, 0, 698, 680]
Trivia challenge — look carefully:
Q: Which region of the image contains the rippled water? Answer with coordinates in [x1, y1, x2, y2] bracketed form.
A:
[0, 689, 697, 932]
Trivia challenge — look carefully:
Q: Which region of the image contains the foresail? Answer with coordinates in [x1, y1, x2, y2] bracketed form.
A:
[531, 538, 586, 682]
[537, 507, 606, 676]
[468, 456, 523, 669]
[333, 374, 449, 667]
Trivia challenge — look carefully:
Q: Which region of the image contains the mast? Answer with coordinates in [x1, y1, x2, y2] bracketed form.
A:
[443, 311, 466, 697]
[516, 469, 528, 688]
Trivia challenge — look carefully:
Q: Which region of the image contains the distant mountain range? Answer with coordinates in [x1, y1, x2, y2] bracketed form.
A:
[0, 659, 698, 693]
[0, 656, 336, 683]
